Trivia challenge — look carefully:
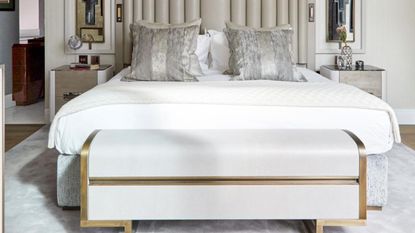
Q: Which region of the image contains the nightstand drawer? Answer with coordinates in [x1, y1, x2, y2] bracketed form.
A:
[55, 91, 85, 112]
[55, 96, 70, 113]
[50, 65, 114, 120]
[55, 71, 97, 97]
[339, 71, 382, 96]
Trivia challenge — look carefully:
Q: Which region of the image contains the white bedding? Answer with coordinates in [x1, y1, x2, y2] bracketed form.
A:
[49, 67, 399, 155]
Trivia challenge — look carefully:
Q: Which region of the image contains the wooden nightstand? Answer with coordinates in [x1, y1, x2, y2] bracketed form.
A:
[49, 65, 113, 120]
[320, 65, 386, 101]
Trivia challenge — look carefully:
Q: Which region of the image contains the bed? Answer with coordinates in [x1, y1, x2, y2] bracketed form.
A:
[49, 0, 399, 210]
[50, 67, 398, 156]
[50, 66, 397, 208]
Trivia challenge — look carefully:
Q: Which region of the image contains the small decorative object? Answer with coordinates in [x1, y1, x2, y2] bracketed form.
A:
[337, 25, 353, 69]
[336, 55, 347, 70]
[67, 35, 83, 51]
[356, 60, 365, 70]
[79, 55, 88, 64]
[0, 0, 15, 11]
[91, 56, 100, 65]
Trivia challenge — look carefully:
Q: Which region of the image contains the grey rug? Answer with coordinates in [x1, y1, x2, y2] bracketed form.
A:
[5, 126, 415, 233]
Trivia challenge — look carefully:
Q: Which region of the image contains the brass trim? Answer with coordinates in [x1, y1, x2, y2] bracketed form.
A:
[315, 130, 368, 233]
[80, 130, 99, 221]
[89, 179, 358, 186]
[80, 130, 133, 233]
[81, 220, 132, 233]
[343, 130, 367, 220]
[89, 176, 359, 181]
[89, 176, 358, 186]
[316, 219, 366, 233]
[367, 206, 382, 212]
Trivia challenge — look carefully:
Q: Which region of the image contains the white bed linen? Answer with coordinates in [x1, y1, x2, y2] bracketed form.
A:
[51, 68, 395, 155]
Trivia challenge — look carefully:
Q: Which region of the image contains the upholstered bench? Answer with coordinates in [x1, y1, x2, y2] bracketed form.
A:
[80, 129, 367, 233]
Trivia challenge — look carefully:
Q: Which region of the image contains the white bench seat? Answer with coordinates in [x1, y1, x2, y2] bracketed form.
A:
[81, 129, 367, 233]
[89, 129, 360, 178]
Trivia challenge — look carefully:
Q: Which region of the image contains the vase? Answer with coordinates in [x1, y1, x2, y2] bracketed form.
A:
[340, 43, 353, 69]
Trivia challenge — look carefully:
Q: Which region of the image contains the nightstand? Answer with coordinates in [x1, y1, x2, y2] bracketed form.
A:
[320, 65, 386, 101]
[49, 65, 113, 120]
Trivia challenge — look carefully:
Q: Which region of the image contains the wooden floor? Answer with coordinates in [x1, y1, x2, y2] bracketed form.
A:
[400, 126, 415, 150]
[3, 125, 415, 152]
[5, 124, 45, 152]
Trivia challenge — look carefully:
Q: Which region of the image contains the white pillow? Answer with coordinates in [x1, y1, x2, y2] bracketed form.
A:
[208, 30, 230, 73]
[195, 34, 211, 66]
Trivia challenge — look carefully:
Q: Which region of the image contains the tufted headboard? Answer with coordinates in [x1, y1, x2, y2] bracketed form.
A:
[115, 0, 313, 70]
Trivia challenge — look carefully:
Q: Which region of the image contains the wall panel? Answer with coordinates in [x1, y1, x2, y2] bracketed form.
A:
[262, 0, 277, 28]
[247, 0, 261, 28]
[155, 0, 169, 23]
[170, 0, 185, 23]
[231, 0, 246, 26]
[185, 0, 200, 21]
[143, 0, 155, 21]
[277, 0, 289, 25]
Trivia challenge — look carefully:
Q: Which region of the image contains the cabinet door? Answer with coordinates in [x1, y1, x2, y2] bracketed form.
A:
[55, 71, 97, 97]
[340, 71, 382, 98]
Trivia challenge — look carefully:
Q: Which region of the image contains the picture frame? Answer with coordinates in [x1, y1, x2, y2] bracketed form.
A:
[76, 0, 105, 43]
[0, 0, 15, 11]
[80, 27, 104, 43]
[64, 0, 115, 55]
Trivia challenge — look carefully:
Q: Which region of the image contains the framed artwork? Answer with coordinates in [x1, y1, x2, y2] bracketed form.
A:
[0, 0, 15, 11]
[76, 0, 105, 43]
[65, 0, 115, 54]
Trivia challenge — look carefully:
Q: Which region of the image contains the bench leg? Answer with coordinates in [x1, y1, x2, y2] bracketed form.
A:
[124, 221, 133, 233]
[81, 220, 133, 233]
[315, 220, 324, 233]
[315, 219, 366, 233]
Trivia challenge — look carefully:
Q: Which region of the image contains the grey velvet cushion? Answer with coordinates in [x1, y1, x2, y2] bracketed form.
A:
[224, 22, 304, 82]
[125, 19, 203, 82]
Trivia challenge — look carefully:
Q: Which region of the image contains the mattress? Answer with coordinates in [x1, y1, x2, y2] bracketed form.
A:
[51, 68, 394, 155]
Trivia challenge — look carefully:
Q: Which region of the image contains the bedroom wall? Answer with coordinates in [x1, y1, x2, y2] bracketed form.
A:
[314, 0, 415, 123]
[44, 0, 115, 121]
[0, 0, 19, 96]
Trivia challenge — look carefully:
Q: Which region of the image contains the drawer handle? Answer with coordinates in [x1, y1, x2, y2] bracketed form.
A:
[63, 92, 82, 101]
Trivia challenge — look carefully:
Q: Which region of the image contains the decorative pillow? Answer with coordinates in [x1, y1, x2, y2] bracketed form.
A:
[126, 19, 203, 82]
[196, 34, 211, 67]
[208, 30, 230, 72]
[224, 21, 305, 82]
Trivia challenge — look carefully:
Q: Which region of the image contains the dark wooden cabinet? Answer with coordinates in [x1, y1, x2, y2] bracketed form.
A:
[12, 39, 45, 106]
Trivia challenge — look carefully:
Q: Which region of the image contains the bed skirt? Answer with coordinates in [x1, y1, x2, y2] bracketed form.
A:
[56, 153, 388, 207]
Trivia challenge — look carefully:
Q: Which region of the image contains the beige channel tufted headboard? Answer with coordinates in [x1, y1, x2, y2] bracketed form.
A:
[115, 0, 313, 71]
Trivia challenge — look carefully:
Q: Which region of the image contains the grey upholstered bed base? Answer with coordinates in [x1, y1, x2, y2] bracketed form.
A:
[56, 153, 388, 207]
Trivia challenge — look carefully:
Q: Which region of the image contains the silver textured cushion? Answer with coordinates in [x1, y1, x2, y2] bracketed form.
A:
[224, 22, 304, 82]
[126, 19, 203, 82]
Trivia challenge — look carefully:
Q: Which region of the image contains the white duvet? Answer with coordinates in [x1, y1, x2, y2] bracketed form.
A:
[49, 68, 400, 155]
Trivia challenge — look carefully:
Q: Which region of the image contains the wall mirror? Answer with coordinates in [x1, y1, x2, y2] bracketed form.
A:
[327, 0, 355, 42]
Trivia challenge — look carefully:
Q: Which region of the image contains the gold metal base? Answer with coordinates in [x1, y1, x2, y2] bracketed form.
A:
[81, 220, 132, 233]
[315, 219, 366, 233]
[367, 206, 383, 211]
